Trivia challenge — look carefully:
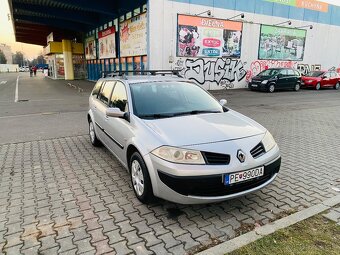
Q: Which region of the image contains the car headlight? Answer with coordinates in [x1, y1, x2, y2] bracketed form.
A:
[249, 78, 252, 83]
[151, 146, 205, 164]
[262, 131, 276, 152]
[308, 80, 314, 83]
[261, 80, 268, 84]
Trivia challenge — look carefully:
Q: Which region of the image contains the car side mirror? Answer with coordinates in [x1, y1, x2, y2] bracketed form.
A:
[219, 99, 227, 106]
[321, 75, 326, 79]
[106, 108, 125, 118]
[277, 74, 282, 78]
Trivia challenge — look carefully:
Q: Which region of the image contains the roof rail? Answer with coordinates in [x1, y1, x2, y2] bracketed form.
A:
[101, 70, 183, 79]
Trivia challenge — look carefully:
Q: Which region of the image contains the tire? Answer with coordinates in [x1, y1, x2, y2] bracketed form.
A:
[335, 82, 340, 90]
[315, 82, 321, 90]
[89, 118, 101, 146]
[130, 152, 154, 203]
[268, 84, 275, 93]
[294, 83, 300, 91]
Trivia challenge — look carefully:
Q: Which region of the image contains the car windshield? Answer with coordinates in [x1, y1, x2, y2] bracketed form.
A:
[130, 81, 223, 119]
[306, 71, 324, 77]
[258, 69, 280, 76]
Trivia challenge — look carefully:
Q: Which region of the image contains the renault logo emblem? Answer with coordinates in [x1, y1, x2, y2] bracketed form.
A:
[237, 150, 246, 163]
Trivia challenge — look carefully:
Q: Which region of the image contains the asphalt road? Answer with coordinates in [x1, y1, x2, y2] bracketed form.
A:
[0, 72, 92, 145]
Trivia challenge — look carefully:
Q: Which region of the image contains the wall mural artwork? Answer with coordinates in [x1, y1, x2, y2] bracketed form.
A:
[175, 57, 247, 87]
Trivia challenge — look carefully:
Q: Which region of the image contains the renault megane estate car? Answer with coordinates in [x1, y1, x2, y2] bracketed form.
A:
[88, 72, 281, 204]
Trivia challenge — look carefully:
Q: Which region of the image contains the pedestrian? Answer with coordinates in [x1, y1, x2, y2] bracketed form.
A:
[33, 66, 37, 76]
[29, 66, 33, 77]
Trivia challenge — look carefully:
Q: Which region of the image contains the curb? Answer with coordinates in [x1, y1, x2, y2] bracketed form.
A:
[197, 194, 340, 255]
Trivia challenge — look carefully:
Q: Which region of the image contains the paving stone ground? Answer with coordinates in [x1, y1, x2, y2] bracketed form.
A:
[1, 89, 340, 254]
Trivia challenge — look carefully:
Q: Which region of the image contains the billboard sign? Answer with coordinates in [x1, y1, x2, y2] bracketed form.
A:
[98, 27, 116, 59]
[85, 35, 96, 60]
[258, 25, 307, 61]
[177, 14, 243, 58]
[119, 13, 147, 57]
[265, 0, 328, 12]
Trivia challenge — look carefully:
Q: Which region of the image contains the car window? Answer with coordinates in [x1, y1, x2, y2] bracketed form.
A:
[92, 81, 102, 97]
[324, 72, 331, 78]
[287, 69, 295, 76]
[99, 81, 115, 105]
[279, 69, 287, 76]
[109, 81, 128, 112]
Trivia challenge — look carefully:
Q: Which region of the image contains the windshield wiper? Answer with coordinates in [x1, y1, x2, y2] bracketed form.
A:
[173, 110, 222, 117]
[139, 113, 175, 119]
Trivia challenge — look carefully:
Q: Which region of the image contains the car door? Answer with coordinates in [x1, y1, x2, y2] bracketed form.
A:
[90, 81, 105, 140]
[321, 72, 331, 87]
[103, 81, 131, 161]
[94, 80, 116, 146]
[276, 69, 288, 89]
[330, 72, 338, 86]
[286, 69, 297, 88]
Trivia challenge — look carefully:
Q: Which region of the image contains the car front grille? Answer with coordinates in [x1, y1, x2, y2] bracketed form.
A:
[202, 152, 230, 165]
[250, 143, 265, 158]
[158, 157, 281, 197]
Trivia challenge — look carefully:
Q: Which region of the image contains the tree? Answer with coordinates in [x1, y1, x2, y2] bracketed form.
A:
[12, 51, 24, 66]
[0, 50, 7, 64]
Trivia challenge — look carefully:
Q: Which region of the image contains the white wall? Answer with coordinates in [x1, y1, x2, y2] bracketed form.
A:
[148, 0, 340, 89]
[0, 64, 19, 72]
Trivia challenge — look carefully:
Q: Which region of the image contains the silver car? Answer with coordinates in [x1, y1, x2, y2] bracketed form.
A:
[87, 74, 281, 204]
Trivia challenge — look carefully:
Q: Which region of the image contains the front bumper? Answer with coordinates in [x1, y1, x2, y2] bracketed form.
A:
[144, 141, 281, 204]
[249, 82, 267, 91]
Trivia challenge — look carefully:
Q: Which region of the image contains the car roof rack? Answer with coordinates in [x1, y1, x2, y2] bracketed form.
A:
[101, 70, 183, 79]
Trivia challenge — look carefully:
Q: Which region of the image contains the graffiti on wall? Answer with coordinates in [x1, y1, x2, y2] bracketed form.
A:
[175, 57, 247, 87]
[296, 64, 321, 75]
[246, 60, 322, 80]
[246, 60, 297, 81]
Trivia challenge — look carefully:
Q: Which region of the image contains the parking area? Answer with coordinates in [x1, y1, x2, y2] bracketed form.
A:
[1, 74, 340, 254]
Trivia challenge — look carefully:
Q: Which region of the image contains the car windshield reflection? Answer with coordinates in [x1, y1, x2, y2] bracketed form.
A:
[130, 82, 223, 119]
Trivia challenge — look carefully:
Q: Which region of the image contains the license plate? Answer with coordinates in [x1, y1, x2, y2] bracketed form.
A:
[224, 166, 264, 185]
[252, 84, 258, 87]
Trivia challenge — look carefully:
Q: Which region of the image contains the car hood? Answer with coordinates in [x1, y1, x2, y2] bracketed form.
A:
[142, 110, 265, 146]
[302, 76, 321, 81]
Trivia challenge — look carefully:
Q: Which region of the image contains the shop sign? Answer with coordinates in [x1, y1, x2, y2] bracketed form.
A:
[119, 13, 147, 57]
[98, 27, 116, 59]
[265, 0, 328, 12]
[258, 25, 307, 61]
[85, 35, 97, 60]
[177, 14, 243, 58]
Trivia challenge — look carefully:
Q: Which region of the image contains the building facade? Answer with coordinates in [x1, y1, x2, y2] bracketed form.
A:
[85, 0, 340, 90]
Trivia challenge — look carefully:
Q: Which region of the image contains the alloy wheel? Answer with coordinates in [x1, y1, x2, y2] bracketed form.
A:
[131, 160, 144, 196]
[316, 83, 321, 90]
[89, 121, 95, 143]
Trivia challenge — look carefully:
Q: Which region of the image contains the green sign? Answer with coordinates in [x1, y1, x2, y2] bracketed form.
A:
[258, 25, 307, 61]
[265, 0, 296, 6]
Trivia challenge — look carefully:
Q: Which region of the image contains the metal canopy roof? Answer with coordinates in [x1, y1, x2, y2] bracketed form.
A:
[9, 0, 146, 46]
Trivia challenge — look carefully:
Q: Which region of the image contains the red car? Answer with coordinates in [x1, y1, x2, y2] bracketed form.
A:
[302, 71, 340, 90]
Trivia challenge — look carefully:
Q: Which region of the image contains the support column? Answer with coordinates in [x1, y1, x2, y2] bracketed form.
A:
[62, 39, 74, 80]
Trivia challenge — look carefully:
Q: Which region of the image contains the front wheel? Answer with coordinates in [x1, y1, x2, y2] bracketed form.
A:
[268, 84, 275, 93]
[315, 82, 321, 90]
[335, 82, 339, 90]
[89, 119, 101, 146]
[294, 83, 300, 91]
[130, 152, 154, 203]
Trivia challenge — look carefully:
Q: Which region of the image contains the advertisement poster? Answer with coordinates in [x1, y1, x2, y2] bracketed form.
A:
[258, 25, 307, 61]
[177, 14, 243, 58]
[85, 36, 96, 60]
[120, 13, 147, 57]
[98, 27, 116, 59]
